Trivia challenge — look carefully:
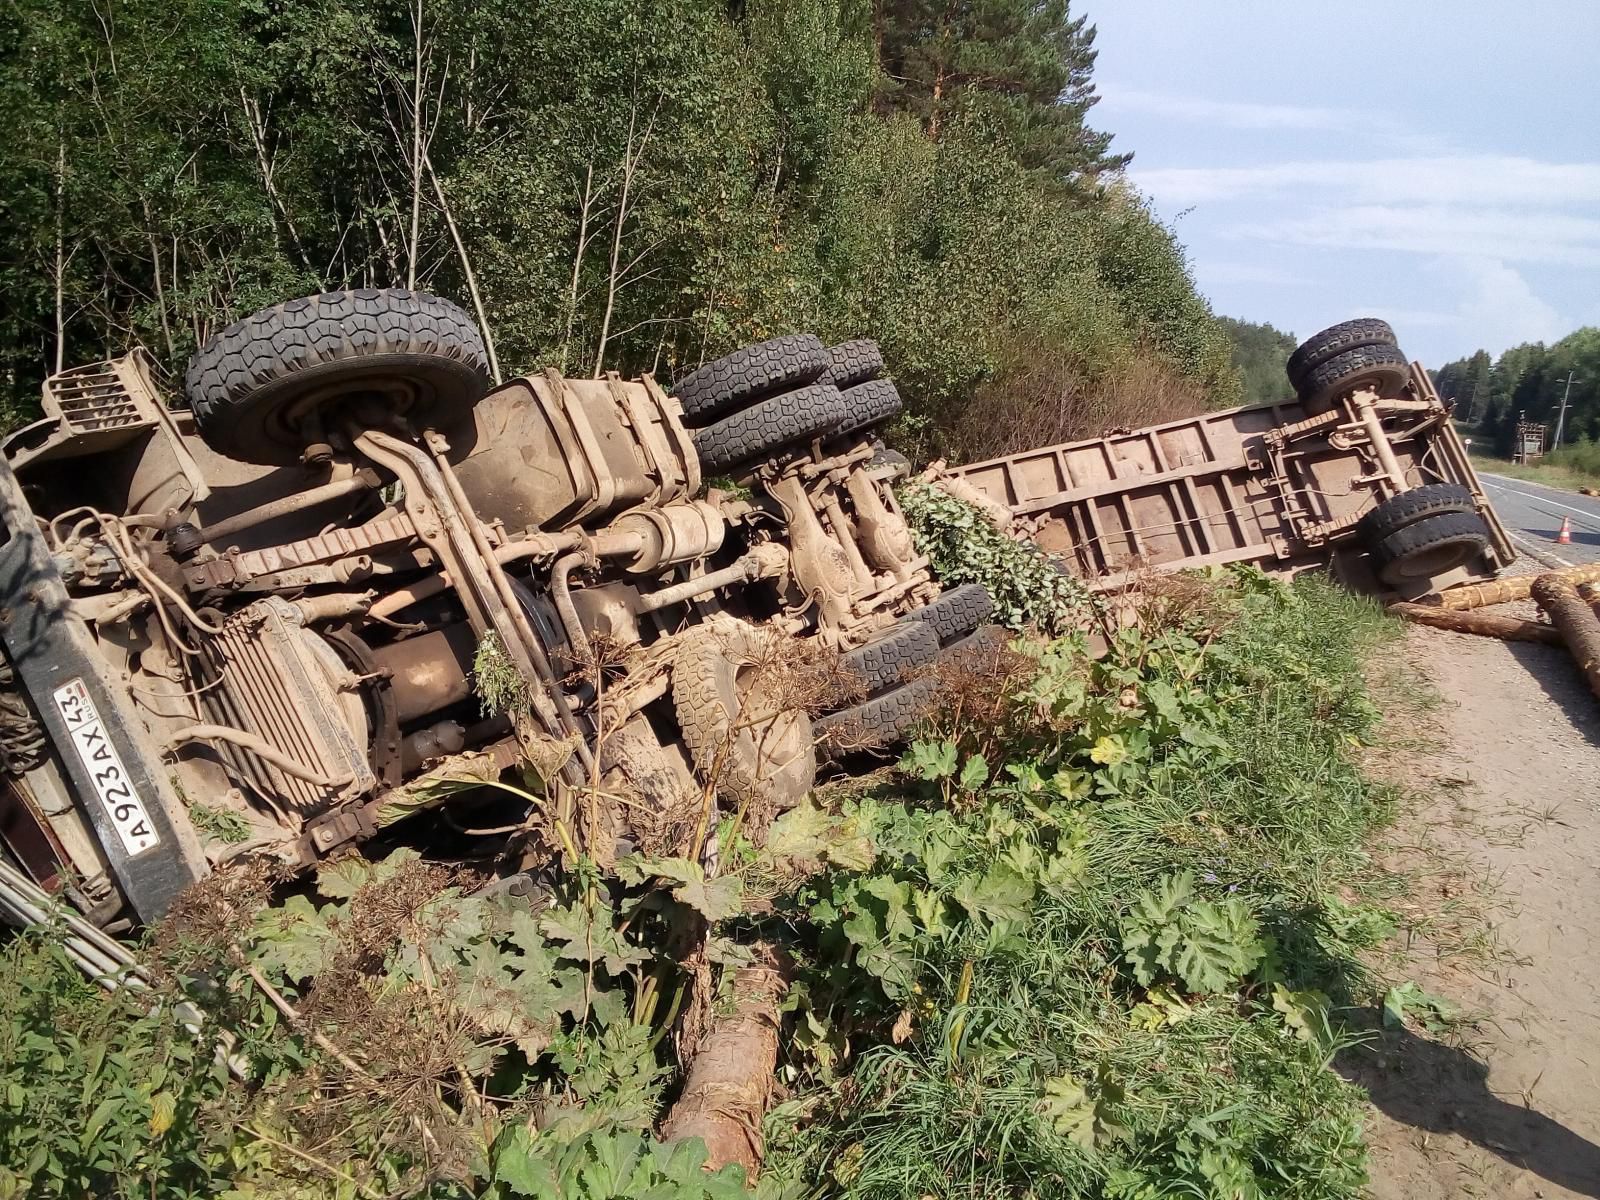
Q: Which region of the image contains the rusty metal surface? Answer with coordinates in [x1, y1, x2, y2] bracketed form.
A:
[946, 366, 1512, 592]
[198, 597, 375, 817]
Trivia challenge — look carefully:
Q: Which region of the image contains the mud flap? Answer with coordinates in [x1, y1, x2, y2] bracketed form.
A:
[0, 459, 205, 922]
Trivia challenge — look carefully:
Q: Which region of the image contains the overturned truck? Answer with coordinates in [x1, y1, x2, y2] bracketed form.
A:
[943, 319, 1513, 599]
[0, 292, 988, 928]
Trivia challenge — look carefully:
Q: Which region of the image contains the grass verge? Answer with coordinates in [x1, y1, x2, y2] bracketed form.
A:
[1467, 453, 1600, 492]
[761, 572, 1404, 1199]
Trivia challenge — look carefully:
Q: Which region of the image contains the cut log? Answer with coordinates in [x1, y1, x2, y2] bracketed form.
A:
[1531, 574, 1600, 700]
[1434, 562, 1600, 610]
[660, 946, 789, 1179]
[1388, 602, 1561, 644]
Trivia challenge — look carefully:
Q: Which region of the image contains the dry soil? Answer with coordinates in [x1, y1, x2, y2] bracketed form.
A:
[1350, 615, 1600, 1199]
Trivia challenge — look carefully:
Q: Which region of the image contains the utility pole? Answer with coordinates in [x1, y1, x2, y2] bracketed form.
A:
[1552, 370, 1579, 447]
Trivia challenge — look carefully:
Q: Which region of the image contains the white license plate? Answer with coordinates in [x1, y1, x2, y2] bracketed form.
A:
[52, 678, 161, 856]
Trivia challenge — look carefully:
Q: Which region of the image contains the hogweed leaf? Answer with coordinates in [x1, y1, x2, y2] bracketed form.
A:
[959, 754, 989, 793]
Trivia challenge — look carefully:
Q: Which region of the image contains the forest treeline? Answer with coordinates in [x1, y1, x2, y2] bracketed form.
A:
[0, 0, 1239, 460]
[1435, 329, 1600, 459]
[1218, 316, 1296, 407]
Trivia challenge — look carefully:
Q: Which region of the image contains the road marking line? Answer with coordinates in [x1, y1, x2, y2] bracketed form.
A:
[1507, 531, 1574, 569]
[1479, 475, 1600, 521]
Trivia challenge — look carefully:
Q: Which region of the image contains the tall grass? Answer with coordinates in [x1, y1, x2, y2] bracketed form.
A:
[764, 577, 1402, 1199]
[1547, 436, 1600, 479]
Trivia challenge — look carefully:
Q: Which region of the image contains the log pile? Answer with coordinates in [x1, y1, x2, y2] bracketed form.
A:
[1386, 562, 1600, 702]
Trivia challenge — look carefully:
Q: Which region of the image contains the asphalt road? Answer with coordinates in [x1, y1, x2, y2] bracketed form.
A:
[1477, 471, 1600, 565]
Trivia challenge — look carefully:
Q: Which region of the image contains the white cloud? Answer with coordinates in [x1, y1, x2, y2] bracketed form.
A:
[1238, 204, 1600, 267]
[1131, 156, 1600, 209]
[1348, 260, 1566, 358]
[1099, 88, 1370, 131]
[1445, 258, 1567, 353]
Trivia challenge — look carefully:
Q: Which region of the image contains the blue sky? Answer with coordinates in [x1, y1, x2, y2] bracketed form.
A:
[1086, 0, 1600, 366]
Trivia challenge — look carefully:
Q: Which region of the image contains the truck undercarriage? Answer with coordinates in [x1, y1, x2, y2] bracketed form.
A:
[0, 291, 968, 927]
[0, 302, 1509, 931]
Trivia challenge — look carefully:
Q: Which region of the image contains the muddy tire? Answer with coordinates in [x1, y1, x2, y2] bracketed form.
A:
[1356, 484, 1477, 546]
[671, 334, 830, 426]
[840, 619, 940, 695]
[1287, 318, 1397, 391]
[938, 623, 1008, 660]
[906, 582, 995, 646]
[1371, 511, 1491, 586]
[673, 620, 817, 812]
[186, 289, 490, 466]
[816, 677, 936, 757]
[691, 383, 849, 474]
[836, 378, 903, 440]
[820, 338, 884, 389]
[1296, 343, 1411, 409]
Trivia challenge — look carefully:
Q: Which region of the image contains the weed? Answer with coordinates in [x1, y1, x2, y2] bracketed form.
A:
[188, 801, 251, 844]
[474, 631, 532, 717]
[899, 482, 1103, 634]
[761, 573, 1405, 1199]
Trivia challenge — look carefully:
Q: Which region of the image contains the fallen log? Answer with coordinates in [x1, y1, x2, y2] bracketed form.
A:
[1388, 602, 1562, 644]
[1531, 573, 1600, 700]
[1581, 581, 1600, 616]
[660, 946, 789, 1179]
[1434, 562, 1600, 610]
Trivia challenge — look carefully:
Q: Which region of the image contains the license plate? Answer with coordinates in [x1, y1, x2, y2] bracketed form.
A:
[52, 678, 160, 856]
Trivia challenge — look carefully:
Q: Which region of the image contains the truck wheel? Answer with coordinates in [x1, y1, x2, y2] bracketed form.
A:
[673, 621, 817, 812]
[906, 583, 995, 645]
[1371, 511, 1491, 586]
[186, 289, 490, 466]
[1296, 343, 1411, 410]
[938, 623, 1008, 660]
[1356, 484, 1476, 546]
[691, 383, 849, 474]
[820, 338, 884, 389]
[835, 378, 903, 440]
[1287, 318, 1397, 391]
[816, 677, 937, 757]
[671, 334, 830, 426]
[840, 619, 940, 695]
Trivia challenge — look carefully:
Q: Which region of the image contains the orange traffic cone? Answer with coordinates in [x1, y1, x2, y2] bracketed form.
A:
[1557, 515, 1574, 545]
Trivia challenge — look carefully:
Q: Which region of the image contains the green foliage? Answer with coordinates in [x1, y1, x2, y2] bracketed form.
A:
[1437, 326, 1600, 454]
[761, 572, 1403, 1199]
[0, 0, 1235, 455]
[1548, 435, 1600, 480]
[488, 1123, 753, 1199]
[186, 801, 251, 844]
[1120, 870, 1265, 994]
[872, 0, 1127, 180]
[1381, 981, 1458, 1035]
[474, 631, 532, 716]
[899, 481, 1101, 633]
[2, 570, 1418, 1199]
[0, 930, 237, 1198]
[1219, 316, 1297, 407]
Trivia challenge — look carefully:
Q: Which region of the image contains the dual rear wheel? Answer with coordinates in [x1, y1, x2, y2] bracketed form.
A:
[1290, 320, 1494, 586]
[671, 335, 902, 474]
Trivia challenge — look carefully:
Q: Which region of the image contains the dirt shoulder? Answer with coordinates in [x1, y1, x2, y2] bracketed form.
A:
[1354, 621, 1600, 1199]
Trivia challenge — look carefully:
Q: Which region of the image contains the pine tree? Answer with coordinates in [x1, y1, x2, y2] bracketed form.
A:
[872, 0, 1127, 179]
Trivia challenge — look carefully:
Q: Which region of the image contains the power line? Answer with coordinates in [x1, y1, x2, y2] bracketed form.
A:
[1552, 370, 1580, 447]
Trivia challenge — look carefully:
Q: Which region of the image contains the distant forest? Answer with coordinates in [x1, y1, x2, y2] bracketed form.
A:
[0, 0, 1242, 461]
[1217, 317, 1296, 407]
[1434, 330, 1600, 455]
